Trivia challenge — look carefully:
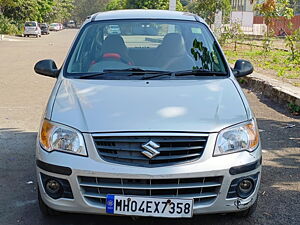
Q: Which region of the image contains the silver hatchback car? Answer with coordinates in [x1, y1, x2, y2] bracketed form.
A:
[34, 10, 261, 219]
[24, 21, 42, 38]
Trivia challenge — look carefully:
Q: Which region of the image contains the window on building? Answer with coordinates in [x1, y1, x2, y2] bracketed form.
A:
[231, 0, 248, 11]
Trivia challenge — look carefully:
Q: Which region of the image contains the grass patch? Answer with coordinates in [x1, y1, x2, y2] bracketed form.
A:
[288, 103, 300, 115]
[223, 43, 300, 81]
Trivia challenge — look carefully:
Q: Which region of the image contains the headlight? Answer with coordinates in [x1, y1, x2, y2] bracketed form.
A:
[214, 119, 259, 156]
[39, 119, 87, 156]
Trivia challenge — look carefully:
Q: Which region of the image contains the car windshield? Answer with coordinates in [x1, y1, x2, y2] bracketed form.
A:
[65, 19, 227, 79]
[25, 22, 36, 27]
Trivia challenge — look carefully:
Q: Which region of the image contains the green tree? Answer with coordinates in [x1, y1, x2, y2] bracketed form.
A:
[0, 13, 19, 34]
[51, 0, 74, 22]
[126, 0, 183, 10]
[255, 0, 294, 35]
[219, 22, 244, 51]
[187, 0, 231, 26]
[72, 0, 110, 23]
[1, 0, 39, 22]
[180, 0, 190, 7]
[106, 0, 183, 11]
[285, 28, 300, 62]
[0, 0, 74, 34]
[106, 0, 126, 10]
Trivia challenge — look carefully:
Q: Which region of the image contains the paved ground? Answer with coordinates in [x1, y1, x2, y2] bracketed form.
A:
[0, 30, 299, 225]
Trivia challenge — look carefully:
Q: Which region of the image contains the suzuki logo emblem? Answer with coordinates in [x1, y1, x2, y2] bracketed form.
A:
[141, 141, 160, 159]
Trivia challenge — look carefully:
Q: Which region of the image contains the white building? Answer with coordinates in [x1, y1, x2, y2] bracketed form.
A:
[230, 0, 254, 27]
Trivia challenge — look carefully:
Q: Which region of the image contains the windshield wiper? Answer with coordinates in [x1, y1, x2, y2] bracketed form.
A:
[142, 69, 227, 80]
[174, 69, 227, 77]
[115, 68, 171, 75]
[77, 68, 227, 80]
[77, 72, 111, 79]
[77, 68, 171, 79]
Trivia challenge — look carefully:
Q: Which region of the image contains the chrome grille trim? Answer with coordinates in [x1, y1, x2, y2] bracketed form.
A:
[92, 133, 209, 166]
[79, 181, 221, 189]
[78, 176, 223, 208]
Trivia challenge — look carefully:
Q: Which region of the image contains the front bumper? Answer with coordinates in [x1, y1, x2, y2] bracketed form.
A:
[36, 132, 262, 216]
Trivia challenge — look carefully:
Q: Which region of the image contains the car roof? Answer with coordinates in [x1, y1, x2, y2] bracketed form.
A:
[91, 9, 204, 23]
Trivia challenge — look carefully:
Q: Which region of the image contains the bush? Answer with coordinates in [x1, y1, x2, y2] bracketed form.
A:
[0, 14, 19, 35]
[262, 34, 273, 53]
[219, 23, 244, 51]
[106, 0, 126, 10]
[285, 28, 300, 64]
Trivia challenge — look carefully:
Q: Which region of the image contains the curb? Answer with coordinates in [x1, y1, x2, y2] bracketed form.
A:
[238, 72, 300, 108]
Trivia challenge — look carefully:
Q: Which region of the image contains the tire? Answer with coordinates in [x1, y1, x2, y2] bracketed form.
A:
[234, 197, 258, 218]
[38, 188, 60, 216]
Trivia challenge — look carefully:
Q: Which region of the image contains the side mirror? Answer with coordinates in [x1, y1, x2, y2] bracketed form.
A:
[34, 59, 59, 78]
[232, 59, 253, 77]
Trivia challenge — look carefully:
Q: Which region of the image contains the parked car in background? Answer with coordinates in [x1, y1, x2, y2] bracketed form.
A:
[76, 22, 82, 29]
[49, 23, 60, 31]
[59, 23, 64, 30]
[34, 10, 261, 219]
[107, 24, 121, 34]
[24, 21, 41, 38]
[67, 20, 76, 28]
[39, 23, 49, 35]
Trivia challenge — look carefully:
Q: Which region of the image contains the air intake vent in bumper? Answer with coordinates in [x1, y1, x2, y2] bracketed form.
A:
[78, 176, 223, 208]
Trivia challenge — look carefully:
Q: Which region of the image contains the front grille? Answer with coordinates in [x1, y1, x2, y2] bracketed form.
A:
[78, 176, 223, 208]
[93, 135, 208, 166]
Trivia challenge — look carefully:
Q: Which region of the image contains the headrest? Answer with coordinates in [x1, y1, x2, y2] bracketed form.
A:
[102, 35, 127, 55]
[160, 33, 186, 56]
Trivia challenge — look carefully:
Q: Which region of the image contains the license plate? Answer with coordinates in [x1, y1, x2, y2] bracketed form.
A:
[106, 195, 193, 218]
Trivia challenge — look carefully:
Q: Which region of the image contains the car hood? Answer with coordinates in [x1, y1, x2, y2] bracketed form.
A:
[51, 78, 248, 133]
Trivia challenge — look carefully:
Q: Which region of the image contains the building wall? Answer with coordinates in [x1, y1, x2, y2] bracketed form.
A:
[230, 0, 254, 28]
[232, 11, 254, 27]
[253, 15, 300, 35]
[231, 0, 253, 12]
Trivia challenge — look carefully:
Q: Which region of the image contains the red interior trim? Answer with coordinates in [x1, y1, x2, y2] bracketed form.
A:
[103, 53, 121, 59]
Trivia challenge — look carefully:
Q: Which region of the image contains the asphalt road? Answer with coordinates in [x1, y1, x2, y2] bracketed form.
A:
[0, 30, 299, 225]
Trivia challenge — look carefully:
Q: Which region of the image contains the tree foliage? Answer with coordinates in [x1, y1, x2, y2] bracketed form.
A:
[285, 28, 300, 62]
[180, 0, 190, 7]
[72, 0, 109, 22]
[106, 0, 126, 10]
[106, 0, 183, 11]
[255, 0, 294, 34]
[52, 0, 74, 22]
[186, 0, 231, 26]
[0, 13, 19, 34]
[219, 22, 244, 51]
[0, 0, 74, 34]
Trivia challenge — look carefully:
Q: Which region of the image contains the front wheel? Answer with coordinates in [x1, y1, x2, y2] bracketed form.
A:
[38, 188, 60, 216]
